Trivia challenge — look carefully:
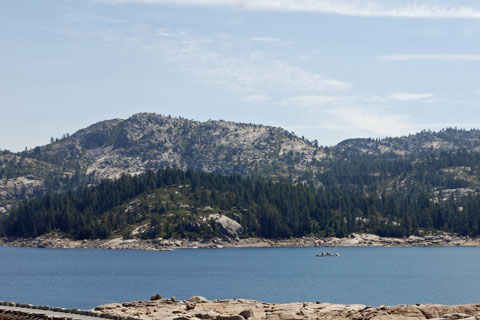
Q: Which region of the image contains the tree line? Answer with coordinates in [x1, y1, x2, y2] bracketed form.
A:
[1, 167, 480, 240]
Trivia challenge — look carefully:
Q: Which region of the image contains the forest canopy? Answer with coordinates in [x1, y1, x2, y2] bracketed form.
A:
[1, 167, 479, 240]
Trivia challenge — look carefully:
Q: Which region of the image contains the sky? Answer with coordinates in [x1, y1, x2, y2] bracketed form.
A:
[1, 0, 480, 151]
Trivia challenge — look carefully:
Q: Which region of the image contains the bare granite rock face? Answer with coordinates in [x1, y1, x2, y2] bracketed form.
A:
[93, 297, 480, 320]
[207, 214, 244, 237]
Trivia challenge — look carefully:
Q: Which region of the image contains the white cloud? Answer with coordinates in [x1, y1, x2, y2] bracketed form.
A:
[195, 58, 351, 92]
[251, 37, 292, 46]
[366, 96, 389, 103]
[380, 54, 480, 61]
[324, 106, 414, 137]
[251, 37, 281, 42]
[97, 0, 480, 19]
[283, 95, 389, 109]
[283, 95, 344, 109]
[74, 22, 350, 93]
[389, 93, 434, 101]
[297, 55, 310, 62]
[284, 94, 416, 137]
[243, 94, 272, 103]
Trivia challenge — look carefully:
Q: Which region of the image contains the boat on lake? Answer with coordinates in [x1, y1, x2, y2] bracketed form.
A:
[316, 252, 340, 257]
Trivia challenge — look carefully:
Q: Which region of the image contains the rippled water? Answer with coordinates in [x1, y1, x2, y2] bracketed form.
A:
[0, 246, 479, 309]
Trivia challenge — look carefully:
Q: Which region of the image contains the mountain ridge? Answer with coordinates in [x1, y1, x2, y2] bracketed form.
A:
[0, 113, 327, 212]
[26, 112, 327, 179]
[337, 128, 480, 156]
[1, 112, 480, 214]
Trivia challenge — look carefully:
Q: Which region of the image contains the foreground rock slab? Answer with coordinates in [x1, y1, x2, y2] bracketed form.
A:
[93, 297, 480, 320]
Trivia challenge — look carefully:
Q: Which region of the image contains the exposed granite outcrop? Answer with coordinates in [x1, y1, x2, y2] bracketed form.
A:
[0, 152, 57, 213]
[93, 297, 480, 320]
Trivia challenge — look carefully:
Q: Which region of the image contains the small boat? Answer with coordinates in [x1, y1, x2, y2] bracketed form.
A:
[316, 252, 340, 257]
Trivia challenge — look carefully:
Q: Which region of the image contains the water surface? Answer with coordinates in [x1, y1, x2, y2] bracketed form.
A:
[0, 246, 479, 309]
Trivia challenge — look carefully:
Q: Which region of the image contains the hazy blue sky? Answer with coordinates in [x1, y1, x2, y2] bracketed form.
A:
[1, 0, 480, 151]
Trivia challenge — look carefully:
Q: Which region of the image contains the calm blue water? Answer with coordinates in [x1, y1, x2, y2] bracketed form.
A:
[0, 246, 479, 309]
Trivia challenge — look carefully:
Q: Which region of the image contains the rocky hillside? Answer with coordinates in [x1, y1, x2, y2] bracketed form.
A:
[0, 113, 327, 212]
[5, 167, 480, 241]
[0, 151, 69, 214]
[336, 128, 480, 156]
[2, 114, 480, 215]
[26, 113, 326, 181]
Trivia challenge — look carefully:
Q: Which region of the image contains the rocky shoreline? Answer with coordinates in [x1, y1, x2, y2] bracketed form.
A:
[2, 298, 480, 320]
[1, 232, 480, 250]
[93, 296, 480, 320]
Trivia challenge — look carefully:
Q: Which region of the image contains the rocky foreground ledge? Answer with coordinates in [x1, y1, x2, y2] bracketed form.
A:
[2, 299, 480, 320]
[94, 296, 480, 320]
[1, 232, 480, 250]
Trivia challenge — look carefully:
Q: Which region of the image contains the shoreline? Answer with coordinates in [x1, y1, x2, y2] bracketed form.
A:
[93, 297, 480, 320]
[3, 298, 480, 320]
[1, 232, 480, 250]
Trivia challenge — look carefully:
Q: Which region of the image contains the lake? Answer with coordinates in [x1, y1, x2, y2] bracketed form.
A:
[0, 246, 479, 309]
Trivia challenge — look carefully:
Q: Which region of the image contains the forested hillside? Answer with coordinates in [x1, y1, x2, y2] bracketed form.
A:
[2, 168, 480, 240]
[319, 149, 480, 194]
[2, 114, 480, 216]
[2, 114, 480, 240]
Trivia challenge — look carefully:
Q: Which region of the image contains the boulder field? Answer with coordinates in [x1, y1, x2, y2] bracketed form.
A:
[93, 297, 480, 320]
